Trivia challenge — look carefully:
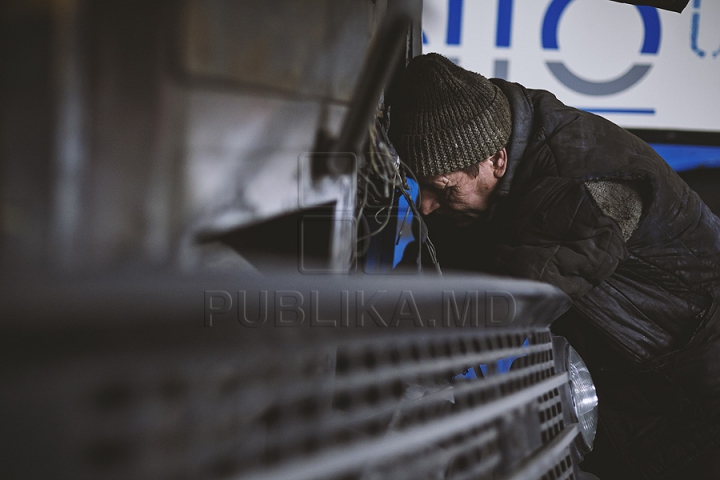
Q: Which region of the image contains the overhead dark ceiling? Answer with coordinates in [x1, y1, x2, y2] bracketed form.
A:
[611, 0, 689, 13]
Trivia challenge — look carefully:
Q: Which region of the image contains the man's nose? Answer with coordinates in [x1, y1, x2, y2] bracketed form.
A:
[419, 190, 440, 215]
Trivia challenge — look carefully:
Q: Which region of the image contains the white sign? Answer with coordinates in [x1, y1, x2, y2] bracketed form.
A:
[422, 0, 720, 132]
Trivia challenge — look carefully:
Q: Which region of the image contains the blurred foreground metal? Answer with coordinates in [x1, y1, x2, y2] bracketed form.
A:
[0, 268, 595, 480]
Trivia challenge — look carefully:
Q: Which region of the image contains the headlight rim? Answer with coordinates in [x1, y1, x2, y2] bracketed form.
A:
[551, 335, 599, 456]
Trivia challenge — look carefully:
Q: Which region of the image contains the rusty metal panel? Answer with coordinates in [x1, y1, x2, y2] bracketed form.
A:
[181, 0, 376, 102]
[185, 90, 321, 234]
[324, 0, 379, 101]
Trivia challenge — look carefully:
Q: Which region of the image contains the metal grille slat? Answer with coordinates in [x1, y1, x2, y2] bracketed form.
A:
[235, 374, 569, 480]
[502, 426, 579, 480]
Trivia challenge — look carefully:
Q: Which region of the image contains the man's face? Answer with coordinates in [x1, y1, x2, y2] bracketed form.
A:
[417, 149, 507, 227]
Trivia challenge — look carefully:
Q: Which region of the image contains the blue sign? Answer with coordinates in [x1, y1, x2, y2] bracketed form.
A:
[542, 0, 661, 96]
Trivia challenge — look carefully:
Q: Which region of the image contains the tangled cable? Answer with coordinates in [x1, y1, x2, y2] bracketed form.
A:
[356, 120, 442, 275]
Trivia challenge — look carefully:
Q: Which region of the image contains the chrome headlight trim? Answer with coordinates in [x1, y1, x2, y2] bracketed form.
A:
[567, 345, 599, 451]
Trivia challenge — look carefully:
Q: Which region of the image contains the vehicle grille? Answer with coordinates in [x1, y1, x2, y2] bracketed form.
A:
[0, 325, 584, 480]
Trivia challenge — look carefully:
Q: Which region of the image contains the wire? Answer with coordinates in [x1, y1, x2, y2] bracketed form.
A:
[396, 203, 411, 246]
[355, 123, 402, 245]
[355, 119, 442, 275]
[395, 159, 442, 275]
[357, 183, 396, 242]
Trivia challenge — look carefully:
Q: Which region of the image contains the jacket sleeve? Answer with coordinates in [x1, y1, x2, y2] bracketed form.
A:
[487, 177, 629, 300]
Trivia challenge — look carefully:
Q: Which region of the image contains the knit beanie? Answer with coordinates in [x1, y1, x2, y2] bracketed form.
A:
[388, 53, 512, 177]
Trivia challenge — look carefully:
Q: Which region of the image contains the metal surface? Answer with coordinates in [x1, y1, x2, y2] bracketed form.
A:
[0, 0, 390, 273]
[237, 375, 570, 480]
[180, 0, 379, 102]
[333, 12, 409, 156]
[0, 269, 582, 480]
[1, 269, 571, 331]
[504, 427, 580, 480]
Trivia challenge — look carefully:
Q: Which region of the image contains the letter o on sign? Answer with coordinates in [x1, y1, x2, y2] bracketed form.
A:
[541, 0, 661, 96]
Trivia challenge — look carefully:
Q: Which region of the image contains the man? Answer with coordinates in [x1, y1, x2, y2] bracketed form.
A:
[388, 53, 720, 479]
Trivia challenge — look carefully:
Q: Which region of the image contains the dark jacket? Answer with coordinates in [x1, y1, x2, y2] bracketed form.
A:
[425, 79, 720, 479]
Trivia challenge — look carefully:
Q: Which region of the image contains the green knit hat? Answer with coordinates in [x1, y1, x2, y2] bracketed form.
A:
[389, 53, 512, 177]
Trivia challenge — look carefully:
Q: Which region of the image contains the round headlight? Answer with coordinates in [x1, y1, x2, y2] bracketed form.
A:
[568, 346, 598, 450]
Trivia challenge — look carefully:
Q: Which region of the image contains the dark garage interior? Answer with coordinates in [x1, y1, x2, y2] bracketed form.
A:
[1, 1, 719, 479]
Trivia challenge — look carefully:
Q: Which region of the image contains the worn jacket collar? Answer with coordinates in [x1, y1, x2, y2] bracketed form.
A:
[489, 79, 535, 198]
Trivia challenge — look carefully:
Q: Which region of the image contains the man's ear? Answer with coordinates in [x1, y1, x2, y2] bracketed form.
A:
[490, 148, 508, 178]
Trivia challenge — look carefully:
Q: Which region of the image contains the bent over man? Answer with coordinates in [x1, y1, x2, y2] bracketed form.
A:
[388, 53, 720, 480]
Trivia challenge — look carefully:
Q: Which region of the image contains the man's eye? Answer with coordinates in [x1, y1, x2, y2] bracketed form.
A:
[443, 186, 458, 198]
